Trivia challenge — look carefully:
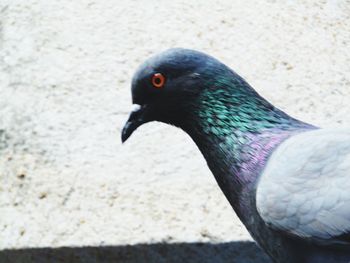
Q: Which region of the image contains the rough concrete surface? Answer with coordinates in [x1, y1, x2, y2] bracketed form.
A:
[0, 0, 350, 262]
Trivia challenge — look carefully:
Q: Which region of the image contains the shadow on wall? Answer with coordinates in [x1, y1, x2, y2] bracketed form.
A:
[0, 241, 272, 263]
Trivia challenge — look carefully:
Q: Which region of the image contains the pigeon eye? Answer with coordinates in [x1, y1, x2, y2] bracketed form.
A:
[151, 73, 165, 89]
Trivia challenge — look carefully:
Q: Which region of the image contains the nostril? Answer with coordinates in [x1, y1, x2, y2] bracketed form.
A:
[131, 104, 141, 113]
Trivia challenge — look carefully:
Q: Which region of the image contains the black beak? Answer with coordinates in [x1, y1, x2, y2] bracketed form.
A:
[121, 104, 148, 143]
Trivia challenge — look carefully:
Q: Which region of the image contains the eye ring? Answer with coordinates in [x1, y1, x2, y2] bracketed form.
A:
[151, 73, 165, 89]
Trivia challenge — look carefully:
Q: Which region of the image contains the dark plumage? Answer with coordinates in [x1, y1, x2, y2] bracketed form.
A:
[121, 48, 350, 263]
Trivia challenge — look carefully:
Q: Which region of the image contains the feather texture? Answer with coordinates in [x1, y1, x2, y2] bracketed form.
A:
[257, 128, 350, 246]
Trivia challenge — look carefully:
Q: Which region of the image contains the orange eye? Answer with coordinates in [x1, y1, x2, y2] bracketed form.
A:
[151, 73, 165, 88]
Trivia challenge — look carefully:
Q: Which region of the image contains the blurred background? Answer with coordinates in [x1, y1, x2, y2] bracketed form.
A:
[0, 0, 350, 262]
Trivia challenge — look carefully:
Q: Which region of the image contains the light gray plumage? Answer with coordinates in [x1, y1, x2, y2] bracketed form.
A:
[257, 128, 350, 246]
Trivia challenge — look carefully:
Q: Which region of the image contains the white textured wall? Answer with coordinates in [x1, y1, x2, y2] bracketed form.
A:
[0, 0, 350, 262]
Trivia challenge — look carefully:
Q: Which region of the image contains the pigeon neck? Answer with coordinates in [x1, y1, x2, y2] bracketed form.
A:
[180, 90, 314, 213]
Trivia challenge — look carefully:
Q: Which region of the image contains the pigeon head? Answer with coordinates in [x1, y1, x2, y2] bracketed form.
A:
[121, 48, 305, 143]
[121, 48, 233, 142]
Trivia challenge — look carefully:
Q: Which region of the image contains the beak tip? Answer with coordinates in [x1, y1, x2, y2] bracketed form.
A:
[121, 135, 127, 144]
[121, 127, 130, 144]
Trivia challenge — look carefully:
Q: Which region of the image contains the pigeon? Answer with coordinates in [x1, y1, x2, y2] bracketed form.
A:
[121, 48, 350, 263]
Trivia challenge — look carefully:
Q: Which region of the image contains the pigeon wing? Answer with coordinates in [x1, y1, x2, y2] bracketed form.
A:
[256, 128, 350, 246]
